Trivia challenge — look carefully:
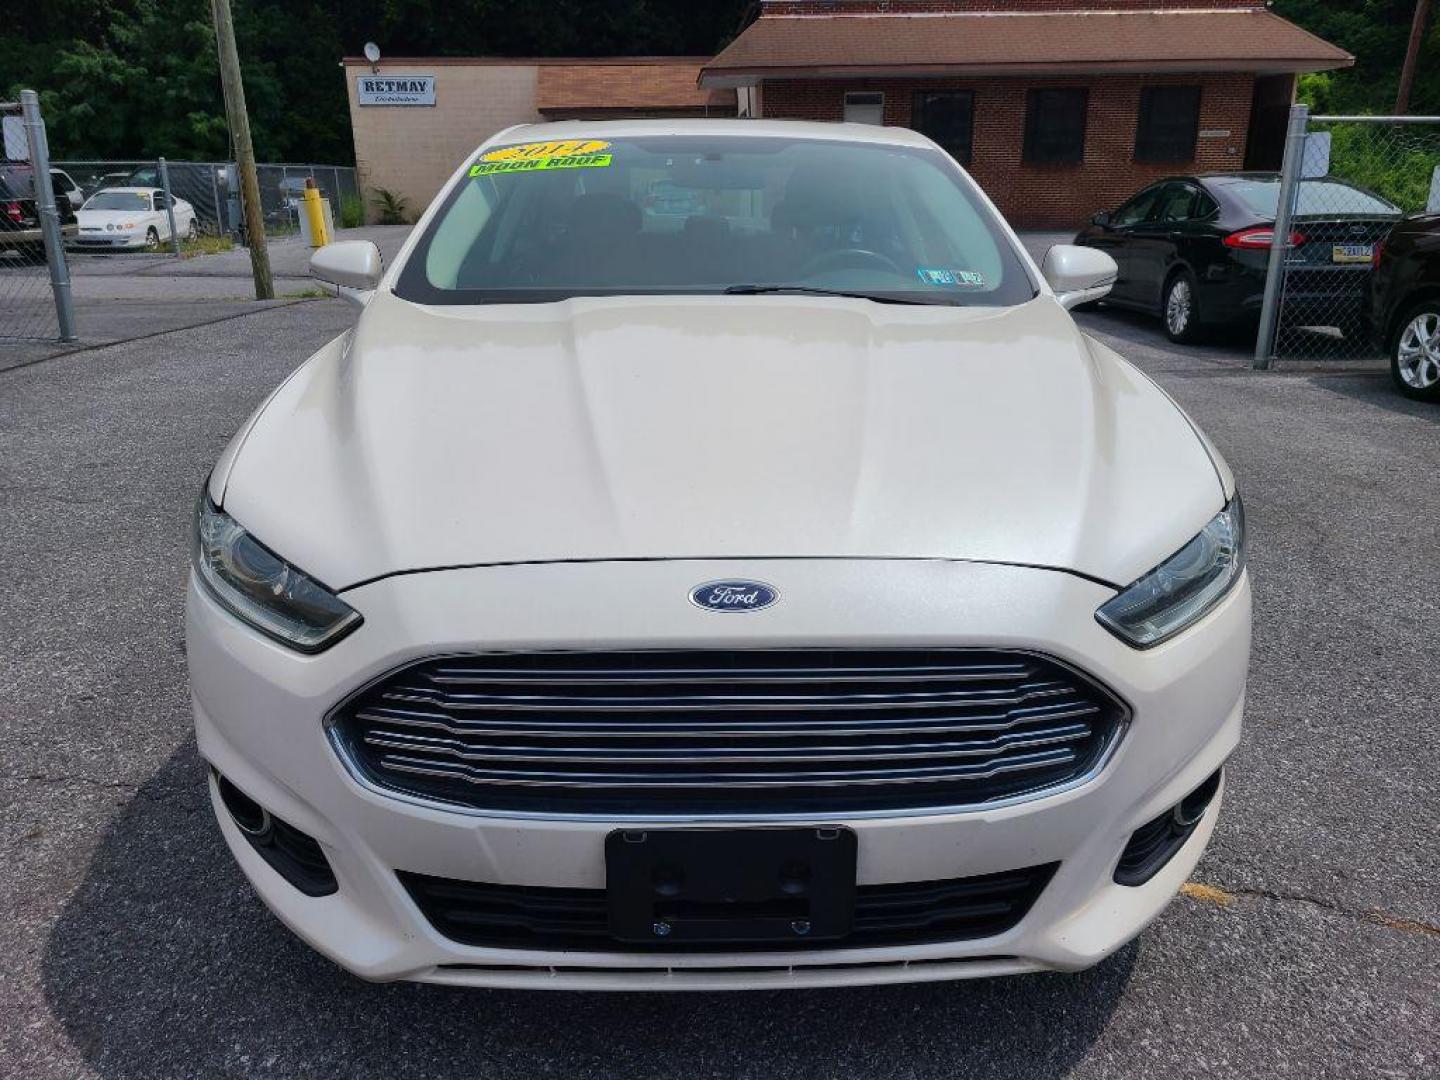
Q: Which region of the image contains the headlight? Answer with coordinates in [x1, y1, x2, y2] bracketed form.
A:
[192, 493, 361, 653]
[1096, 496, 1246, 648]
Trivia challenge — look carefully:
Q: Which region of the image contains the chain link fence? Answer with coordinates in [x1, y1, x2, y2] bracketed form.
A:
[1257, 108, 1440, 366]
[4, 87, 359, 345]
[0, 160, 62, 341]
[53, 160, 359, 242]
[251, 164, 360, 238]
[1, 93, 75, 343]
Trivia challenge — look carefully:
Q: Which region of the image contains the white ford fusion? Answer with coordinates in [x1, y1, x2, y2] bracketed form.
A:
[188, 120, 1250, 990]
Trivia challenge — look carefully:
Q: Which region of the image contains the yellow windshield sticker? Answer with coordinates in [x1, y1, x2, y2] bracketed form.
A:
[469, 152, 612, 177]
[479, 139, 610, 163]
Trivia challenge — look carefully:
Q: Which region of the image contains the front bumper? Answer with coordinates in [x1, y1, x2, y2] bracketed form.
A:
[1, 224, 78, 248]
[188, 557, 1250, 990]
[71, 234, 147, 249]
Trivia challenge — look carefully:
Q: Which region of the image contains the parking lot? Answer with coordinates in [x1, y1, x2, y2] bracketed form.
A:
[1, 242, 1436, 1078]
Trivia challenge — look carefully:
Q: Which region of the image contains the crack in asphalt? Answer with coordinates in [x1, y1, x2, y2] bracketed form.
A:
[8, 772, 143, 792]
[5, 772, 207, 810]
[1184, 879, 1440, 938]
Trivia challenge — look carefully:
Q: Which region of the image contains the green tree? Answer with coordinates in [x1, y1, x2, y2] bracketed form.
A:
[1276, 0, 1440, 115]
[2, 1, 758, 164]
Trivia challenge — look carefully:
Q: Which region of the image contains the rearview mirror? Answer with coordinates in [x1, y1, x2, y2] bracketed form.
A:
[311, 241, 382, 306]
[1091, 210, 1111, 227]
[1041, 244, 1117, 311]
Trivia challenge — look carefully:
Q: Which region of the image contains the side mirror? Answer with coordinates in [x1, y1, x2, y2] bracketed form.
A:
[1042, 244, 1117, 311]
[310, 240, 382, 307]
[1091, 210, 1111, 227]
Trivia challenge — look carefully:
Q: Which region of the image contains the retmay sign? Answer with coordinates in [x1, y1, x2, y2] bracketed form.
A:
[357, 75, 436, 106]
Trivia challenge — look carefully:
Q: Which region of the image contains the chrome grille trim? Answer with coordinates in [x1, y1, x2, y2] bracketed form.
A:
[375, 745, 1080, 787]
[327, 649, 1129, 817]
[351, 696, 1100, 740]
[358, 720, 1093, 766]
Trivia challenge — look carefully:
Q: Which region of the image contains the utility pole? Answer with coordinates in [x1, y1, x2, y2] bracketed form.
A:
[210, 0, 273, 299]
[1395, 0, 1433, 115]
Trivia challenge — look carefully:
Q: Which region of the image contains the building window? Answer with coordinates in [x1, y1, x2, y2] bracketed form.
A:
[1023, 88, 1088, 165]
[912, 90, 974, 165]
[1135, 85, 1202, 163]
[844, 91, 884, 126]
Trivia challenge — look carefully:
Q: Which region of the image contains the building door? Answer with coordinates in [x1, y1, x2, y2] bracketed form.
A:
[844, 91, 884, 125]
[1245, 75, 1294, 171]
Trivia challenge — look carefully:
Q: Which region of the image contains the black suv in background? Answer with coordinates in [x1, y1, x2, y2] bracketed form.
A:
[0, 163, 79, 263]
[1368, 213, 1440, 402]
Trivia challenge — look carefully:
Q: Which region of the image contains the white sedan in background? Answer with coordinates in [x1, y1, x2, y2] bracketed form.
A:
[72, 186, 198, 250]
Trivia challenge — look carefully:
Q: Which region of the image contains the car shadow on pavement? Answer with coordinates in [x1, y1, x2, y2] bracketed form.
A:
[1305, 371, 1440, 422]
[42, 741, 1137, 1080]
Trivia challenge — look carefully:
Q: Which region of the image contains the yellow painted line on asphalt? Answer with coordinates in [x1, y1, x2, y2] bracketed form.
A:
[1180, 881, 1236, 907]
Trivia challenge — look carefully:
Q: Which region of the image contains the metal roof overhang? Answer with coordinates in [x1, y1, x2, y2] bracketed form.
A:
[702, 56, 1353, 88]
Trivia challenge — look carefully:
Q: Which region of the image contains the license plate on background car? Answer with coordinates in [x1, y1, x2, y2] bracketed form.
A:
[1332, 244, 1373, 264]
[606, 826, 857, 945]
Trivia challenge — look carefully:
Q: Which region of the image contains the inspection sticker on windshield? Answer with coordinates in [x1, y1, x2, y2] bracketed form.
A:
[916, 267, 986, 288]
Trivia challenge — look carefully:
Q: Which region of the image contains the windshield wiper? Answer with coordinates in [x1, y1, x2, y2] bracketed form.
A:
[723, 284, 947, 306]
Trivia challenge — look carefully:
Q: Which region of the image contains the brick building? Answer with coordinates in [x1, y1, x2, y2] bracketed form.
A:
[700, 0, 1352, 228]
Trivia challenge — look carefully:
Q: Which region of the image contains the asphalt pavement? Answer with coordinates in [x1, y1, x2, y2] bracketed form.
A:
[0, 255, 1436, 1078]
[0, 226, 412, 372]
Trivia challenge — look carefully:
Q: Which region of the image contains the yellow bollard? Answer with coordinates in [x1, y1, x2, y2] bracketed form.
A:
[302, 178, 329, 248]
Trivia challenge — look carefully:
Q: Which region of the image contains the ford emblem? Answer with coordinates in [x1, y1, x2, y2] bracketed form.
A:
[689, 579, 779, 613]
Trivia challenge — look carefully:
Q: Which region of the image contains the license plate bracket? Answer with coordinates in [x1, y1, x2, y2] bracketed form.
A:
[606, 827, 857, 945]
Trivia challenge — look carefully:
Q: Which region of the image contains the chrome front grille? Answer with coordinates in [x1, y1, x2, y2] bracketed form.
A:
[328, 650, 1126, 814]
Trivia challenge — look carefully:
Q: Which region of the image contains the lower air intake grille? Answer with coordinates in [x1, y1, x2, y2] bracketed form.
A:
[399, 863, 1059, 951]
[329, 649, 1126, 814]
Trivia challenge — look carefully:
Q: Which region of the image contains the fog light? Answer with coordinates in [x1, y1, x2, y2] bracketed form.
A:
[211, 769, 338, 896]
[1172, 769, 1222, 828]
[1114, 768, 1223, 887]
[217, 773, 271, 837]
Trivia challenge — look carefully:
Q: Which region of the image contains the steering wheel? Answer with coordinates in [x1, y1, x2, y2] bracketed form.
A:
[798, 247, 904, 278]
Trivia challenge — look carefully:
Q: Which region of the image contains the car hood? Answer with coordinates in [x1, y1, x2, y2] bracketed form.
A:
[218, 291, 1224, 590]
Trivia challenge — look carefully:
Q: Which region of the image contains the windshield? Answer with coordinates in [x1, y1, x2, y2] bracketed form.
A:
[84, 191, 152, 211]
[395, 134, 1036, 306]
[1219, 177, 1400, 218]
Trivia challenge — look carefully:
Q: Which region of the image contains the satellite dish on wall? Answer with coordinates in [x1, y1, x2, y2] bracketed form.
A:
[363, 42, 381, 71]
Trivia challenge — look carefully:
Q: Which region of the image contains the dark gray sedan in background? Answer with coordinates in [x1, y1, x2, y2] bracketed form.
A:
[1075, 172, 1401, 344]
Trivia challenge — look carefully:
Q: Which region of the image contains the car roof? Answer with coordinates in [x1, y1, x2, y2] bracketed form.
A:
[87, 186, 159, 195]
[481, 117, 936, 152]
